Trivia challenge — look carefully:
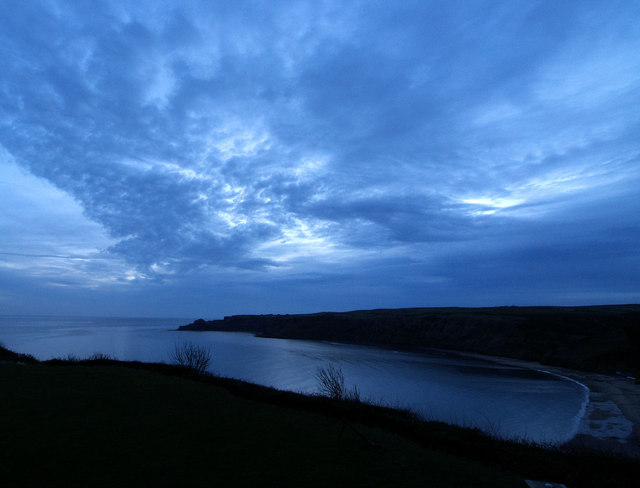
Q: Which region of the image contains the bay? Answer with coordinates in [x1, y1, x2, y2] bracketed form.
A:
[0, 315, 588, 444]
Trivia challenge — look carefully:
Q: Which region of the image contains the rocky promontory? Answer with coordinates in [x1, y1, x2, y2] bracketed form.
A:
[180, 305, 640, 376]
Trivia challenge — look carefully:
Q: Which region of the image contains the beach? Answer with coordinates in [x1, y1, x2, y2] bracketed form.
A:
[461, 352, 640, 457]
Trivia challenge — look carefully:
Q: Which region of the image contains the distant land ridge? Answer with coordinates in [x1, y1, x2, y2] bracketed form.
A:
[179, 305, 640, 376]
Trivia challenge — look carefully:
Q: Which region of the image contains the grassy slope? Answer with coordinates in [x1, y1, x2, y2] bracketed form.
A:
[0, 363, 524, 488]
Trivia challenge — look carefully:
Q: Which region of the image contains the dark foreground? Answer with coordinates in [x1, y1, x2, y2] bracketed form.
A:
[1, 346, 639, 487]
[1, 364, 521, 488]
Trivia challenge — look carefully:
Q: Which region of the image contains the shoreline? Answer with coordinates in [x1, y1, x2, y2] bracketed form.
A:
[317, 338, 640, 455]
[3, 347, 639, 487]
[179, 329, 640, 456]
[457, 351, 640, 457]
[4, 337, 639, 461]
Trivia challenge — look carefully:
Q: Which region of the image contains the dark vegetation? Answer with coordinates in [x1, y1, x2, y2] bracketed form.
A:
[315, 364, 361, 401]
[180, 305, 640, 376]
[2, 343, 639, 487]
[168, 341, 212, 374]
[0, 342, 37, 363]
[1, 348, 520, 488]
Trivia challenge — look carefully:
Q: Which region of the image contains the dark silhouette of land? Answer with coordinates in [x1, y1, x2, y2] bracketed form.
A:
[179, 304, 640, 376]
[2, 344, 639, 487]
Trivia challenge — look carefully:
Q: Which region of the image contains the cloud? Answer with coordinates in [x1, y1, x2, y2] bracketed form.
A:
[0, 0, 639, 314]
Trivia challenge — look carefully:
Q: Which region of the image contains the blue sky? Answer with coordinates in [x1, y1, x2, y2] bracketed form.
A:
[1, 0, 639, 317]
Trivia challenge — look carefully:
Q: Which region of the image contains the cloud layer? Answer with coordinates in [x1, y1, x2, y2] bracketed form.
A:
[1, 0, 639, 315]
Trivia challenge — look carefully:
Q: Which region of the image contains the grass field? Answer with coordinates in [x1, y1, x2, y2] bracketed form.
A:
[0, 363, 525, 487]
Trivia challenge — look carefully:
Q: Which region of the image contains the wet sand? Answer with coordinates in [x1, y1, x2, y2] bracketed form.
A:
[457, 352, 640, 457]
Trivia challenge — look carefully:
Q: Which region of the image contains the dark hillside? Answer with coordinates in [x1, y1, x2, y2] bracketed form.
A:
[180, 305, 640, 375]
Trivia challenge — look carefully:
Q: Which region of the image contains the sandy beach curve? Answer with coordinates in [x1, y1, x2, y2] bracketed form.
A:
[457, 352, 640, 457]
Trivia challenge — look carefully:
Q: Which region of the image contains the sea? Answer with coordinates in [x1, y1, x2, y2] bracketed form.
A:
[0, 315, 589, 444]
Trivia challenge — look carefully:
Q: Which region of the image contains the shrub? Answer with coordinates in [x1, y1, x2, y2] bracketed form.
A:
[315, 364, 346, 399]
[88, 352, 112, 360]
[346, 384, 361, 402]
[169, 342, 212, 374]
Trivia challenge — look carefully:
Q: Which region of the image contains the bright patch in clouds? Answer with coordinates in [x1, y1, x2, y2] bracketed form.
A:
[462, 197, 525, 216]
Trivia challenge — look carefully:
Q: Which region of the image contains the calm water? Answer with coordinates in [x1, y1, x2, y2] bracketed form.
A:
[0, 315, 588, 444]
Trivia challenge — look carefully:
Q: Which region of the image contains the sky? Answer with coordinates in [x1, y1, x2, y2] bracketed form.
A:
[1, 0, 639, 318]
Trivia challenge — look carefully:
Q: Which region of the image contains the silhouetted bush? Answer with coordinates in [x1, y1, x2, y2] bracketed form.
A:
[315, 364, 361, 401]
[87, 352, 114, 361]
[169, 342, 212, 374]
[315, 364, 346, 399]
[347, 384, 361, 402]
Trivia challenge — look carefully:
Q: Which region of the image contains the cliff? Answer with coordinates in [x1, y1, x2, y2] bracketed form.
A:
[179, 305, 640, 375]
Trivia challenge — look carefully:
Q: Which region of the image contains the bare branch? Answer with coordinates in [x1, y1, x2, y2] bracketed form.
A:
[169, 342, 212, 374]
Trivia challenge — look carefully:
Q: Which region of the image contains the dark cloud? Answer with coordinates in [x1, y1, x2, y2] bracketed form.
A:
[1, 0, 639, 315]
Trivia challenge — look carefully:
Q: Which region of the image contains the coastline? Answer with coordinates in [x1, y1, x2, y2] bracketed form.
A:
[179, 325, 640, 456]
[4, 344, 640, 487]
[456, 351, 640, 457]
